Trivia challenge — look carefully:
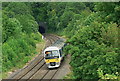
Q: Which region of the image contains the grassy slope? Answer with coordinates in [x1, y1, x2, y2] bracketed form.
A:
[2, 36, 45, 79]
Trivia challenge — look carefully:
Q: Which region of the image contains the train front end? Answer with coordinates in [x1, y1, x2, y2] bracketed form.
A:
[44, 46, 61, 68]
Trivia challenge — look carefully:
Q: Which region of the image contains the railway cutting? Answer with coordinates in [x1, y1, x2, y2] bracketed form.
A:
[2, 34, 71, 81]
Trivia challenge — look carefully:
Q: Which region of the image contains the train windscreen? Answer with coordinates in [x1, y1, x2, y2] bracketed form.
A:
[45, 50, 59, 59]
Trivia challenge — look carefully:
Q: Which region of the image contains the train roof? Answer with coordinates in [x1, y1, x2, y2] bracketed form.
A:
[51, 38, 66, 49]
[44, 46, 59, 52]
[44, 38, 66, 51]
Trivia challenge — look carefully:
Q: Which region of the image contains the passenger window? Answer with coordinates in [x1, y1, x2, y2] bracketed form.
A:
[59, 50, 62, 57]
[61, 47, 63, 51]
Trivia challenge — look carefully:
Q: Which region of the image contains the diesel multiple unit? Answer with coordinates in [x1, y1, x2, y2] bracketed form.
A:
[44, 38, 66, 68]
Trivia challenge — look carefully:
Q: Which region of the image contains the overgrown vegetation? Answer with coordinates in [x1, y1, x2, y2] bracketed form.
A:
[2, 2, 120, 80]
[2, 2, 43, 77]
[43, 2, 120, 80]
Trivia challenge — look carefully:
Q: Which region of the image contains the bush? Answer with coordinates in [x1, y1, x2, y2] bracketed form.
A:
[2, 33, 40, 72]
[64, 21, 120, 79]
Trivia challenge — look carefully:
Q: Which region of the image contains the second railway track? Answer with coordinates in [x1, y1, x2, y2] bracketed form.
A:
[2, 34, 71, 81]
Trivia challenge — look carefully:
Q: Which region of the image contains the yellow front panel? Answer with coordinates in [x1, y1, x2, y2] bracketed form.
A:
[45, 58, 60, 63]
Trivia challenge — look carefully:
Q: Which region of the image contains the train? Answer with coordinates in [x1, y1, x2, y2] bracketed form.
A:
[44, 38, 66, 68]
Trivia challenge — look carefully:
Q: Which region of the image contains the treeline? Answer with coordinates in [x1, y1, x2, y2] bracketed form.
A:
[2, 2, 120, 80]
[40, 2, 120, 80]
[2, 2, 42, 73]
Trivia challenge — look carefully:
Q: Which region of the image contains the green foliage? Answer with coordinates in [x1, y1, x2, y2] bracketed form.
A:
[60, 2, 120, 80]
[2, 38, 35, 71]
[2, 2, 120, 80]
[4, 2, 32, 15]
[94, 3, 120, 24]
[101, 23, 119, 48]
[2, 17, 22, 43]
[65, 21, 120, 79]
[31, 2, 48, 22]
[2, 2, 43, 74]
[30, 33, 42, 43]
[46, 3, 88, 32]
[97, 67, 119, 79]
[15, 14, 38, 34]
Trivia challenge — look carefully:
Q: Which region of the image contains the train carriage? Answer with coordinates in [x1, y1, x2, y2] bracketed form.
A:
[44, 38, 66, 68]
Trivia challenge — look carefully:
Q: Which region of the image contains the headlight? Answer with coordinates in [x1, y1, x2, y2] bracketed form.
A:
[46, 63, 50, 65]
[56, 62, 60, 65]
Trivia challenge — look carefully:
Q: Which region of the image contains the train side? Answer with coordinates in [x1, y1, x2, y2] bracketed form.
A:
[44, 38, 66, 68]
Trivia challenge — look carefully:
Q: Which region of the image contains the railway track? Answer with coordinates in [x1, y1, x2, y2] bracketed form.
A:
[2, 34, 71, 81]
